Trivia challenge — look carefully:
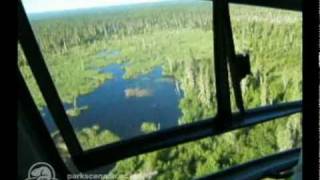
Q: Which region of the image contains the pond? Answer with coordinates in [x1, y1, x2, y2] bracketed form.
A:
[42, 64, 183, 140]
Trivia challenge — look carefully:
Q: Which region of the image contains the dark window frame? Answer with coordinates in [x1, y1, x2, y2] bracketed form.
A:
[18, 0, 302, 176]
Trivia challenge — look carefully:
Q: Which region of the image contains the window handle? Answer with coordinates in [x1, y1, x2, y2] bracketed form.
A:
[229, 53, 252, 115]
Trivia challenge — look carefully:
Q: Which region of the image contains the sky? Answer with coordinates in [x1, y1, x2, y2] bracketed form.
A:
[22, 0, 165, 14]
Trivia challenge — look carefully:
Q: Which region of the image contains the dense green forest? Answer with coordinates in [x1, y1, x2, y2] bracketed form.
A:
[18, 1, 302, 179]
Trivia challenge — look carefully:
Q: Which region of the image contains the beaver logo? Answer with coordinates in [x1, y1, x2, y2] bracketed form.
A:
[26, 162, 58, 180]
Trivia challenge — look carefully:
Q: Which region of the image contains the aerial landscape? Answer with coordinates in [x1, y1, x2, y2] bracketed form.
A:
[18, 1, 302, 179]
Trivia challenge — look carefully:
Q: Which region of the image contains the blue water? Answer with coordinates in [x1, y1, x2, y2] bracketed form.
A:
[42, 64, 183, 140]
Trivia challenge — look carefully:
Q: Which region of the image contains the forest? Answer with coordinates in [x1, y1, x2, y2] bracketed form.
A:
[18, 1, 302, 179]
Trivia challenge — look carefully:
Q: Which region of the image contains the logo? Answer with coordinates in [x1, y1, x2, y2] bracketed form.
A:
[26, 162, 58, 180]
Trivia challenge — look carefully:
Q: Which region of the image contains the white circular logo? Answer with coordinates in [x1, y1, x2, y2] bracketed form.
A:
[26, 162, 58, 180]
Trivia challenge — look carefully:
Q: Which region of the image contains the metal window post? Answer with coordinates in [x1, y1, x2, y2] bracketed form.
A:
[18, 1, 83, 157]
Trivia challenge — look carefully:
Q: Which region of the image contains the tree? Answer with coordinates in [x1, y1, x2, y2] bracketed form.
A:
[141, 122, 159, 133]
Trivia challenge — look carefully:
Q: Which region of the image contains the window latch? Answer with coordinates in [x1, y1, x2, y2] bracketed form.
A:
[229, 53, 252, 115]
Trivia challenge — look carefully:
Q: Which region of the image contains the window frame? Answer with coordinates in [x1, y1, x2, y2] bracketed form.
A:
[18, 0, 302, 173]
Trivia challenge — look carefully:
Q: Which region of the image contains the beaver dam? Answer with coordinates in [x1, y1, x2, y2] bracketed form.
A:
[125, 88, 152, 98]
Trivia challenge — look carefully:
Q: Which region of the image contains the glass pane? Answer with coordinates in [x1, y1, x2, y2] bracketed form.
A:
[20, 0, 216, 148]
[53, 114, 301, 179]
[19, 2, 303, 178]
[229, 5, 302, 111]
[18, 43, 58, 132]
[18, 43, 75, 167]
